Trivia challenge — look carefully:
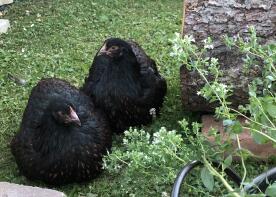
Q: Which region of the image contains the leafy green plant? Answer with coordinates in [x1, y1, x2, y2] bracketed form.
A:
[170, 27, 276, 196]
[266, 183, 276, 196]
[103, 127, 198, 196]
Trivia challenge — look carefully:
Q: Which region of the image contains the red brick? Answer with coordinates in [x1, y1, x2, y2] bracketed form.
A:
[202, 115, 276, 160]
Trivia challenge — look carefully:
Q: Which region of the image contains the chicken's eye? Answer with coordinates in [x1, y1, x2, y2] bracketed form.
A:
[110, 46, 118, 50]
[58, 111, 66, 116]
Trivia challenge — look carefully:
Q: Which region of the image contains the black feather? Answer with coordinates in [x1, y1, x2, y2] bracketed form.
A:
[82, 38, 167, 133]
[11, 78, 112, 185]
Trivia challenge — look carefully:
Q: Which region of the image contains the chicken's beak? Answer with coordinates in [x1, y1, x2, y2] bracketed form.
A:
[69, 106, 81, 126]
[98, 43, 109, 56]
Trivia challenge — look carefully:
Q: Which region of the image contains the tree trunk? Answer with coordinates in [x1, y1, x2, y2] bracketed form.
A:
[180, 0, 276, 112]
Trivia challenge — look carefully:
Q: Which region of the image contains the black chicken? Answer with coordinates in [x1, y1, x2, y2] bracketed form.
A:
[82, 38, 167, 133]
[11, 78, 112, 185]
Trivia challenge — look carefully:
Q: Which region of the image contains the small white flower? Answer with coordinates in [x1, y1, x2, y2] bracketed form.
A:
[174, 32, 181, 38]
[149, 108, 156, 118]
[221, 84, 227, 89]
[30, 24, 34, 27]
[184, 34, 195, 43]
[203, 38, 214, 49]
[161, 191, 169, 197]
[244, 37, 250, 42]
[169, 52, 176, 57]
[204, 44, 214, 49]
[123, 138, 128, 145]
[210, 57, 218, 64]
[172, 45, 179, 51]
[197, 91, 201, 95]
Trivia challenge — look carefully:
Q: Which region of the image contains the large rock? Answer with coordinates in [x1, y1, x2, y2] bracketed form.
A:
[180, 0, 276, 113]
[0, 19, 10, 33]
[202, 115, 276, 160]
[0, 0, 13, 6]
[0, 182, 66, 197]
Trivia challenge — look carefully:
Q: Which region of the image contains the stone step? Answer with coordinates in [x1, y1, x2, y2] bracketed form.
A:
[0, 182, 66, 197]
[201, 115, 276, 160]
[0, 19, 10, 33]
[0, 0, 13, 6]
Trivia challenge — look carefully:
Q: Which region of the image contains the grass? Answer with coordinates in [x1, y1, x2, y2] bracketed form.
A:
[0, 0, 274, 196]
[0, 0, 187, 196]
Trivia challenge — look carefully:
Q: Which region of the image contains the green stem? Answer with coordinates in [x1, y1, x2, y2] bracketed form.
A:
[229, 108, 276, 131]
[195, 67, 230, 117]
[235, 135, 247, 189]
[164, 146, 186, 163]
[186, 184, 217, 197]
[253, 96, 276, 128]
[199, 137, 240, 196]
[232, 43, 276, 79]
[115, 155, 129, 165]
[243, 126, 276, 143]
[203, 157, 241, 197]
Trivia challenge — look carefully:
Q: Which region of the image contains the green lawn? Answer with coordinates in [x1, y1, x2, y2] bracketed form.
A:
[0, 0, 186, 196]
[0, 0, 274, 196]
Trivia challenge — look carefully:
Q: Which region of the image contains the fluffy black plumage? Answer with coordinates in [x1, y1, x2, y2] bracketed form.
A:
[82, 38, 167, 133]
[11, 78, 112, 185]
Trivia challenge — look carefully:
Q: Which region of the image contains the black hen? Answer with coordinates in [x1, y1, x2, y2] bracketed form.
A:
[11, 78, 112, 185]
[82, 38, 167, 133]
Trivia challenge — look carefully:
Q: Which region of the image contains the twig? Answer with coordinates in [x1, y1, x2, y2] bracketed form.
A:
[181, 0, 186, 38]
